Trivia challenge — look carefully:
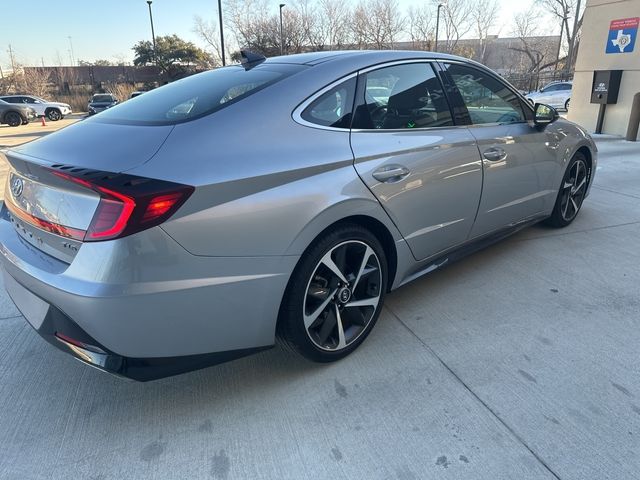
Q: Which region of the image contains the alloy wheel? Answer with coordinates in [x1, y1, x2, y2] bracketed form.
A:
[48, 110, 61, 121]
[303, 240, 382, 351]
[560, 158, 587, 222]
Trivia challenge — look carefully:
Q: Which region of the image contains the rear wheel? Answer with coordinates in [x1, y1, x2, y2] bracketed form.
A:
[545, 152, 589, 227]
[5, 112, 22, 127]
[278, 224, 387, 362]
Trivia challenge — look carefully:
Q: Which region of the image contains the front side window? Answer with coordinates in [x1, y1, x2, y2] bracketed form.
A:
[353, 63, 452, 130]
[444, 63, 525, 125]
[94, 63, 304, 125]
[300, 76, 356, 128]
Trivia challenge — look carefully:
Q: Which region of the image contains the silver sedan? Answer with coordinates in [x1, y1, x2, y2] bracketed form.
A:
[0, 51, 596, 380]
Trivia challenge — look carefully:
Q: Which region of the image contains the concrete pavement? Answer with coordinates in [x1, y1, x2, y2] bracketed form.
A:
[0, 139, 639, 479]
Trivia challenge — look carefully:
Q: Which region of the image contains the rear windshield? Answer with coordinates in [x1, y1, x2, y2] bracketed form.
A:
[94, 63, 305, 125]
[93, 95, 115, 102]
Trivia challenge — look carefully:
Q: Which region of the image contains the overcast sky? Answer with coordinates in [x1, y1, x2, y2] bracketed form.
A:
[1, 0, 558, 69]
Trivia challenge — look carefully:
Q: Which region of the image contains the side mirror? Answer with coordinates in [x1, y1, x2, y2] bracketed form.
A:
[534, 103, 559, 126]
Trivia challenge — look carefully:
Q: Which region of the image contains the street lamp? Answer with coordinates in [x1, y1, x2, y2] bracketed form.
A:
[279, 4, 285, 56]
[218, 0, 226, 65]
[146, 1, 157, 65]
[435, 3, 444, 52]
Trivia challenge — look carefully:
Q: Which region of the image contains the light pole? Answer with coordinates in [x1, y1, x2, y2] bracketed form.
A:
[217, 0, 226, 65]
[146, 1, 157, 65]
[279, 4, 285, 56]
[435, 3, 444, 52]
[67, 36, 75, 66]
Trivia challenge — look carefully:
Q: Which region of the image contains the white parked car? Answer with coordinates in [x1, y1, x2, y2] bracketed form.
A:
[0, 95, 72, 121]
[525, 81, 572, 111]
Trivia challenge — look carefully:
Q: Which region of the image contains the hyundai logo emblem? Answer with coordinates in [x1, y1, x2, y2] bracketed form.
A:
[337, 287, 352, 304]
[10, 176, 23, 198]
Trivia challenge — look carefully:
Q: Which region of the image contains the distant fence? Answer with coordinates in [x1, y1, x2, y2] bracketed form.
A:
[503, 70, 573, 93]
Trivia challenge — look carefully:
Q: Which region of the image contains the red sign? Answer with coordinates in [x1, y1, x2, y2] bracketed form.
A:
[610, 17, 639, 30]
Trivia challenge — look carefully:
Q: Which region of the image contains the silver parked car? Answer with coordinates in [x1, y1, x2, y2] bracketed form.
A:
[0, 51, 596, 381]
[526, 81, 573, 111]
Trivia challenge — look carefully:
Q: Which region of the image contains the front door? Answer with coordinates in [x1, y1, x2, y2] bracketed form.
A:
[441, 62, 559, 238]
[350, 61, 483, 261]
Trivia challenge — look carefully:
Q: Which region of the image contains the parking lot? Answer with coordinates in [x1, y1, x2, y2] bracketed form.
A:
[0, 136, 638, 479]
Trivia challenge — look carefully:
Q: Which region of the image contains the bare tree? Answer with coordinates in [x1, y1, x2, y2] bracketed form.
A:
[318, 0, 351, 49]
[21, 67, 51, 97]
[352, 0, 405, 49]
[435, 0, 473, 53]
[193, 15, 224, 66]
[407, 4, 435, 50]
[509, 7, 564, 87]
[469, 0, 500, 62]
[537, 0, 584, 71]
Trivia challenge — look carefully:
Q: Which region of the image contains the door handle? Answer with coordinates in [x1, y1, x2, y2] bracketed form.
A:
[482, 147, 507, 162]
[372, 165, 410, 183]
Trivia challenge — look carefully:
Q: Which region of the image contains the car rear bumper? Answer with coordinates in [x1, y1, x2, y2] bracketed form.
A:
[0, 208, 298, 379]
[3, 271, 271, 381]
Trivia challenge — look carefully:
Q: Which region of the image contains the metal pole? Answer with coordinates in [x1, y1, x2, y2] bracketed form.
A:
[146, 1, 157, 66]
[279, 4, 285, 56]
[435, 5, 441, 52]
[67, 36, 75, 66]
[595, 104, 607, 134]
[217, 0, 226, 65]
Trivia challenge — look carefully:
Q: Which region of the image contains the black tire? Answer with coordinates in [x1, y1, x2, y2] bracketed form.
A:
[277, 223, 388, 363]
[545, 152, 589, 228]
[47, 109, 62, 121]
[22, 120, 29, 125]
[4, 112, 22, 127]
[564, 98, 570, 111]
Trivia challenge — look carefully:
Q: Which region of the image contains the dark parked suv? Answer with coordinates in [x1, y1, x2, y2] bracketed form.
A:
[87, 93, 118, 115]
[0, 99, 37, 127]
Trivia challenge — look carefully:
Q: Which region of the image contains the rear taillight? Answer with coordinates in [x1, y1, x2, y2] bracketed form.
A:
[50, 170, 193, 242]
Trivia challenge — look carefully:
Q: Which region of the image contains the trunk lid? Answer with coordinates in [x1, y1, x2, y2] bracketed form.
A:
[10, 119, 174, 173]
[2, 120, 174, 263]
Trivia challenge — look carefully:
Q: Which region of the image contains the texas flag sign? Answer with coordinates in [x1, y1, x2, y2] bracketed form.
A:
[606, 17, 638, 54]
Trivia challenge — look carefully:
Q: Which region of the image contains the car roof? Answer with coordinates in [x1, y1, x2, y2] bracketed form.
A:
[266, 49, 470, 66]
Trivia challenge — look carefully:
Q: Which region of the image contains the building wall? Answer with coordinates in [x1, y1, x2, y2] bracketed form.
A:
[568, 0, 640, 138]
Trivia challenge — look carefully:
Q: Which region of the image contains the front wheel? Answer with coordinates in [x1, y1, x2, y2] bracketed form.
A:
[565, 98, 570, 111]
[545, 152, 589, 228]
[47, 109, 62, 121]
[277, 224, 387, 362]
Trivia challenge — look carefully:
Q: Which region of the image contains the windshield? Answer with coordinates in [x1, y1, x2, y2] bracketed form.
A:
[93, 95, 115, 103]
[94, 63, 305, 125]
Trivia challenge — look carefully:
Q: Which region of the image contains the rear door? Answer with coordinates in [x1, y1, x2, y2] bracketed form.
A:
[350, 61, 483, 261]
[440, 62, 559, 238]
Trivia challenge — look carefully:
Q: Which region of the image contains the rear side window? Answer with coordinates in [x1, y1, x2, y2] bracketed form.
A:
[300, 77, 356, 128]
[352, 63, 453, 130]
[95, 63, 305, 125]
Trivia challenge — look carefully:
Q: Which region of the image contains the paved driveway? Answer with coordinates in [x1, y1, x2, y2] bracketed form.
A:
[0, 140, 639, 480]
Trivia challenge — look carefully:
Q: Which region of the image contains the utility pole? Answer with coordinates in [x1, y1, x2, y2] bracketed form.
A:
[217, 0, 226, 65]
[279, 4, 286, 55]
[435, 3, 444, 52]
[67, 36, 76, 66]
[8, 44, 17, 75]
[146, 1, 157, 66]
